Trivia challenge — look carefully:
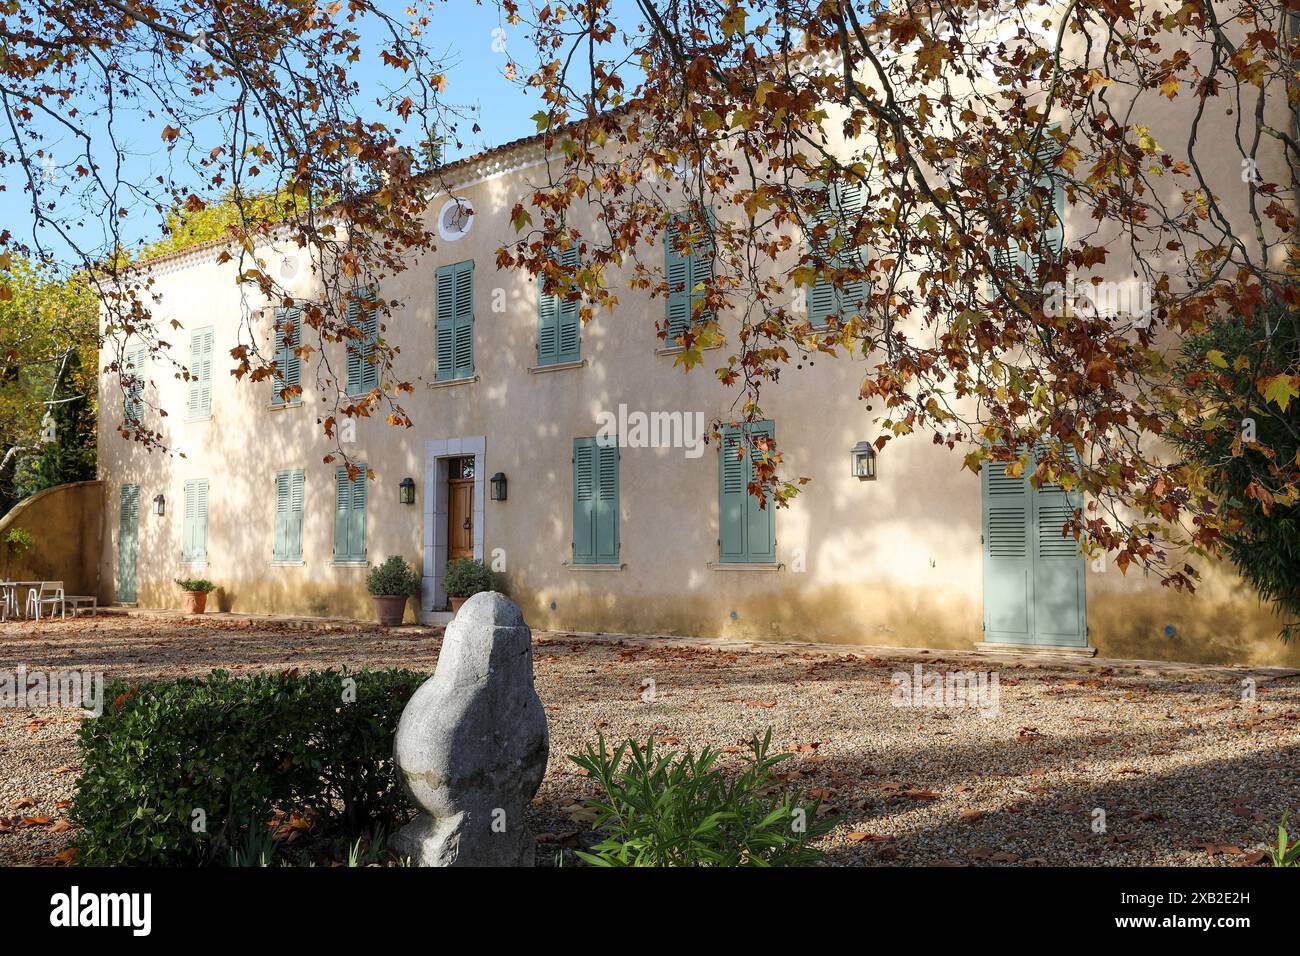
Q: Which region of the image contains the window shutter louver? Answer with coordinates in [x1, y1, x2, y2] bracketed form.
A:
[572, 439, 596, 563]
[556, 243, 581, 363]
[274, 471, 289, 560]
[595, 438, 619, 564]
[809, 182, 867, 328]
[183, 478, 208, 562]
[289, 469, 304, 560]
[718, 421, 776, 563]
[346, 289, 378, 395]
[453, 260, 474, 379]
[273, 307, 302, 404]
[188, 328, 213, 418]
[124, 344, 145, 424]
[537, 272, 559, 365]
[434, 265, 456, 380]
[333, 466, 367, 560]
[664, 210, 714, 343]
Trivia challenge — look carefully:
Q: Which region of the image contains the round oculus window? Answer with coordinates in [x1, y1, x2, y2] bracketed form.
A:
[438, 199, 474, 240]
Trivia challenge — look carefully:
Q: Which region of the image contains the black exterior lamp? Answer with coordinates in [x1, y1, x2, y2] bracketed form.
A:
[399, 477, 416, 505]
[851, 441, 877, 481]
[490, 472, 507, 501]
[153, 494, 166, 516]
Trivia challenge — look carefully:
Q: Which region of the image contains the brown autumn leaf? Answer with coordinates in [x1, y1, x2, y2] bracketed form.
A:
[49, 820, 74, 833]
[958, 809, 986, 823]
[744, 700, 777, 708]
[901, 789, 940, 801]
[11, 796, 36, 810]
[846, 831, 892, 843]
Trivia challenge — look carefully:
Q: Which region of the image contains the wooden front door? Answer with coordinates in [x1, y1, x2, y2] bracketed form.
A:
[447, 456, 474, 561]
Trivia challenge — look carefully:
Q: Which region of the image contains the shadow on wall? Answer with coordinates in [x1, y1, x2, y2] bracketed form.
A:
[0, 480, 104, 597]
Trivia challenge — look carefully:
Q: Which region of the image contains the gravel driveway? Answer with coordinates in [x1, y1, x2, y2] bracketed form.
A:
[2, 612, 1297, 866]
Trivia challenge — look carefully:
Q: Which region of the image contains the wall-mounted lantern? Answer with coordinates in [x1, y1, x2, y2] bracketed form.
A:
[152, 494, 166, 516]
[399, 477, 416, 505]
[851, 442, 877, 481]
[490, 472, 508, 501]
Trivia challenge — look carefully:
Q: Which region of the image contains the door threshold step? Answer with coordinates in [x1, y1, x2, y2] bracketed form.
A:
[976, 642, 1097, 657]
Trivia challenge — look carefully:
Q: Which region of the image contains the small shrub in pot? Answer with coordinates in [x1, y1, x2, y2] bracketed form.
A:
[442, 558, 495, 613]
[175, 577, 216, 615]
[366, 556, 420, 625]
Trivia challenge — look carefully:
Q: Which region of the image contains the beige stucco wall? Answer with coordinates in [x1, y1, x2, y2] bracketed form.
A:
[96, 15, 1300, 666]
[1, 480, 104, 599]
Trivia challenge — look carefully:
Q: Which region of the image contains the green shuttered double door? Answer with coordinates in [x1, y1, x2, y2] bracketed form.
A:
[981, 456, 1086, 646]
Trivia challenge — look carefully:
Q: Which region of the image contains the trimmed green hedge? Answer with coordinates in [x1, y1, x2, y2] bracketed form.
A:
[70, 668, 424, 866]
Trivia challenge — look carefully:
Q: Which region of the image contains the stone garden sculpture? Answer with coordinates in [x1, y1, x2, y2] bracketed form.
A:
[393, 591, 549, 866]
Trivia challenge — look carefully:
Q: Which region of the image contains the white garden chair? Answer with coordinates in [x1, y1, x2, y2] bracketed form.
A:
[26, 581, 65, 620]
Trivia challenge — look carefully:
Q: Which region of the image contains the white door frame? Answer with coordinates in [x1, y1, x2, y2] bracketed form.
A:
[421, 436, 486, 620]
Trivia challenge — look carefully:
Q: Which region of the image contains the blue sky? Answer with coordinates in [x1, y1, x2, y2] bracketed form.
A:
[0, 2, 631, 264]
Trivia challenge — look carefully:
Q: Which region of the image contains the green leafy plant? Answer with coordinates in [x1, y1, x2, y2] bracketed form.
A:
[366, 555, 421, 596]
[1171, 298, 1300, 639]
[568, 727, 836, 867]
[4, 527, 33, 554]
[443, 557, 495, 598]
[70, 667, 425, 866]
[174, 577, 216, 593]
[1266, 811, 1300, 867]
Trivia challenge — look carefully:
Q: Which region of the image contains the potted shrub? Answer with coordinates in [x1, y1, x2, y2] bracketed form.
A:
[443, 557, 494, 614]
[174, 578, 216, 615]
[366, 556, 420, 626]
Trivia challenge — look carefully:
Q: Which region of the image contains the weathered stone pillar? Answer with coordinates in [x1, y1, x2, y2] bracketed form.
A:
[393, 591, 549, 866]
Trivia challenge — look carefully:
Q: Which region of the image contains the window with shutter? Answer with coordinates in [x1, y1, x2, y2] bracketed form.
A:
[988, 136, 1063, 298]
[182, 478, 209, 563]
[333, 465, 367, 561]
[346, 288, 379, 395]
[273, 306, 303, 405]
[273, 468, 305, 561]
[808, 181, 868, 329]
[717, 421, 776, 564]
[124, 344, 146, 425]
[663, 210, 714, 345]
[435, 260, 474, 381]
[537, 243, 581, 365]
[187, 327, 214, 419]
[573, 436, 619, 564]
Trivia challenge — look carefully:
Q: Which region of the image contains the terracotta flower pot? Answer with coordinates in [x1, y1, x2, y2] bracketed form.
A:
[373, 594, 409, 626]
[448, 595, 468, 614]
[182, 591, 208, 614]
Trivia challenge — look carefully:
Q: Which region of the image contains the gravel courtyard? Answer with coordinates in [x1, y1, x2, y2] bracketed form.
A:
[2, 612, 1297, 866]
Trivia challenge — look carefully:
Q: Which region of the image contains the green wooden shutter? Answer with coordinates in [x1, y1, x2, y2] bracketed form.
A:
[664, 211, 713, 343]
[1030, 444, 1085, 645]
[537, 268, 559, 365]
[664, 217, 691, 342]
[573, 438, 597, 563]
[183, 478, 208, 562]
[273, 306, 302, 405]
[539, 243, 581, 366]
[718, 425, 748, 562]
[188, 327, 213, 418]
[594, 437, 619, 564]
[809, 182, 867, 328]
[346, 290, 378, 395]
[273, 469, 303, 561]
[744, 420, 776, 562]
[117, 484, 140, 603]
[718, 421, 775, 563]
[435, 262, 472, 381]
[273, 471, 289, 560]
[288, 469, 304, 561]
[124, 344, 145, 424]
[452, 260, 474, 379]
[334, 466, 367, 560]
[434, 264, 456, 380]
[981, 457, 1034, 644]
